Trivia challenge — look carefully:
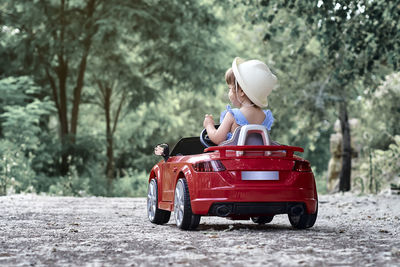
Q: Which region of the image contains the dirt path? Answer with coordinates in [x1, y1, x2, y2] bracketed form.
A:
[0, 193, 399, 266]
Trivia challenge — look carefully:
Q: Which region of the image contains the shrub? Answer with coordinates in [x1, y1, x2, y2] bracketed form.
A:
[357, 136, 400, 194]
[111, 169, 148, 197]
[0, 140, 36, 195]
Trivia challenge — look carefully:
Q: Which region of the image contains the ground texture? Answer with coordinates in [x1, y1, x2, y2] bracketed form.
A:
[0, 193, 399, 266]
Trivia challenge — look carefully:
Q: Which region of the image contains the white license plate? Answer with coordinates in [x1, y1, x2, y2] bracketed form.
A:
[241, 171, 279, 181]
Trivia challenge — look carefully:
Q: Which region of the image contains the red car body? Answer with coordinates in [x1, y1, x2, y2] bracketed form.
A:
[147, 137, 318, 230]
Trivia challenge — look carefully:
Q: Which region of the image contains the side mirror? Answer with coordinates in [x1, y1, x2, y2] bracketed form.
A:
[154, 143, 169, 161]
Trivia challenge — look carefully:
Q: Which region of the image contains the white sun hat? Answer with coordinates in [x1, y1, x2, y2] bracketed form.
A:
[232, 57, 277, 107]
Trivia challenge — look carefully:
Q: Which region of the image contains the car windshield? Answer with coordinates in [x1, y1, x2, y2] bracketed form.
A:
[170, 137, 206, 156]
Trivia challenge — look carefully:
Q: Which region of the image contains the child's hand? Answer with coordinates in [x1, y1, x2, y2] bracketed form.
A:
[154, 145, 165, 156]
[203, 114, 215, 128]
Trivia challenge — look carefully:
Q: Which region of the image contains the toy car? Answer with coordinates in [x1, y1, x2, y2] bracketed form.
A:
[147, 124, 318, 230]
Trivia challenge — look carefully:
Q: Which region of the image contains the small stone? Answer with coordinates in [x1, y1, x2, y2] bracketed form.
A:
[304, 246, 314, 253]
[179, 246, 196, 250]
[391, 247, 400, 257]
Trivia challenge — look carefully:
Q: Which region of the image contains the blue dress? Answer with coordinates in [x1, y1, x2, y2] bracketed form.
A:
[219, 105, 274, 140]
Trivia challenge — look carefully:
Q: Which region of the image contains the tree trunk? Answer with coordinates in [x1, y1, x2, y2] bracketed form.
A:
[98, 81, 126, 195]
[104, 86, 115, 188]
[36, 0, 98, 176]
[57, 56, 70, 175]
[70, 0, 96, 138]
[106, 134, 114, 194]
[41, 0, 70, 175]
[339, 101, 352, 192]
[70, 46, 90, 139]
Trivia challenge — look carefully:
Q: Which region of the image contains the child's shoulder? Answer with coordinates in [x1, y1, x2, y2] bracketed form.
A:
[261, 109, 274, 130]
[220, 105, 247, 125]
[263, 108, 273, 116]
[224, 104, 239, 112]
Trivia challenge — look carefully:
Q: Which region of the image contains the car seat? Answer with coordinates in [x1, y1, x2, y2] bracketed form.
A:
[219, 125, 275, 156]
[219, 125, 271, 146]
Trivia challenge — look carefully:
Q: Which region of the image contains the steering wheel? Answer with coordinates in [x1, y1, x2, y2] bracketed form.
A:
[200, 125, 219, 148]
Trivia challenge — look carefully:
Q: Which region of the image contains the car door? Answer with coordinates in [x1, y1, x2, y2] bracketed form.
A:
[161, 162, 176, 202]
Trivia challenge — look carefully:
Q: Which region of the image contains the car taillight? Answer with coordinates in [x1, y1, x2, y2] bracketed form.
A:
[193, 160, 226, 172]
[293, 161, 311, 172]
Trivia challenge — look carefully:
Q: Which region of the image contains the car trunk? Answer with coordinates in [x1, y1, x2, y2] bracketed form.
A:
[204, 146, 306, 186]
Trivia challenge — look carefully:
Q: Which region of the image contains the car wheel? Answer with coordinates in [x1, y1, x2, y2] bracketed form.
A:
[174, 178, 201, 230]
[147, 179, 171, 224]
[288, 202, 318, 229]
[251, 215, 274, 224]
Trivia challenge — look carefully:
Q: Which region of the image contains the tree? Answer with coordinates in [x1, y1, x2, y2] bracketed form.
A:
[84, 0, 227, 190]
[245, 0, 400, 191]
[0, 76, 55, 194]
[1, 0, 226, 179]
[1, 0, 103, 174]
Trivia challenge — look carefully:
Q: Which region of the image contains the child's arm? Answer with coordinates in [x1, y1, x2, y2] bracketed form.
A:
[203, 112, 234, 145]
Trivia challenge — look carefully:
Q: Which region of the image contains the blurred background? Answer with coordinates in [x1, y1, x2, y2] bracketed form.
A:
[0, 0, 399, 197]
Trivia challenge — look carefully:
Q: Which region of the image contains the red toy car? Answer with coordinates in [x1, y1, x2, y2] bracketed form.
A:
[147, 125, 318, 230]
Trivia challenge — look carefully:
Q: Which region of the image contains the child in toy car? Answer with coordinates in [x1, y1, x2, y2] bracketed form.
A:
[148, 58, 318, 231]
[203, 57, 277, 145]
[154, 57, 277, 154]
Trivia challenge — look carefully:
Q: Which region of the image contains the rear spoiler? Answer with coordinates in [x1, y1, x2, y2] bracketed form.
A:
[204, 145, 304, 158]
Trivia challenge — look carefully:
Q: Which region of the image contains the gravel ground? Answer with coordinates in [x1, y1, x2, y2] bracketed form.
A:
[0, 193, 399, 266]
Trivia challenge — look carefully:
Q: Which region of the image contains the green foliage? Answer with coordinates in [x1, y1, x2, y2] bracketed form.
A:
[44, 164, 109, 197]
[46, 167, 149, 197]
[0, 76, 54, 194]
[314, 169, 328, 195]
[113, 87, 226, 173]
[0, 76, 55, 147]
[0, 140, 36, 195]
[2, 99, 55, 148]
[246, 0, 400, 108]
[231, 2, 335, 174]
[0, 1, 399, 197]
[0, 76, 45, 137]
[357, 72, 400, 150]
[0, 76, 35, 105]
[111, 169, 148, 197]
[242, 0, 400, 192]
[47, 168, 91, 197]
[0, 0, 228, 196]
[354, 73, 400, 193]
[357, 136, 400, 194]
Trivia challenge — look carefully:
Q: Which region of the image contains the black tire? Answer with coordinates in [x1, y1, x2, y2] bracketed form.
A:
[174, 178, 200, 230]
[147, 179, 171, 225]
[190, 214, 201, 230]
[288, 202, 318, 229]
[251, 215, 274, 224]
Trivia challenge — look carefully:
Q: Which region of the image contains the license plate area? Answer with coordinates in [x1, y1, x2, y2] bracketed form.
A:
[241, 171, 279, 181]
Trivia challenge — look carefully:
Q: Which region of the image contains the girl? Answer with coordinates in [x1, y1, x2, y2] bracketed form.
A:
[203, 57, 277, 145]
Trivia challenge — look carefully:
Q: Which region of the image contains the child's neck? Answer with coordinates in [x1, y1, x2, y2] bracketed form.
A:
[239, 102, 255, 108]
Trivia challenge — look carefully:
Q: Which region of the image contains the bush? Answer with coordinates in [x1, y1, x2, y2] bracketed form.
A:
[48, 174, 90, 197]
[357, 136, 400, 194]
[111, 169, 148, 197]
[314, 169, 328, 195]
[0, 140, 36, 195]
[353, 73, 400, 194]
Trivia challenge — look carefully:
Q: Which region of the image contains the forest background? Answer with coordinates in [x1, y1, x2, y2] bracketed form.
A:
[0, 0, 399, 197]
